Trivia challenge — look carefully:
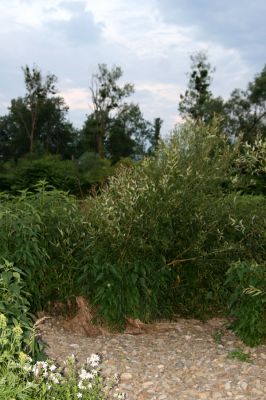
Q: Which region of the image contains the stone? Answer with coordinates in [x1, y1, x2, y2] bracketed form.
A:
[120, 372, 133, 380]
[239, 381, 248, 390]
[224, 382, 231, 390]
[142, 381, 154, 388]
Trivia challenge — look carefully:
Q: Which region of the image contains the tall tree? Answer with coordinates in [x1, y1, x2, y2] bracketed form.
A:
[19, 65, 57, 153]
[2, 65, 75, 159]
[224, 65, 266, 142]
[90, 64, 134, 157]
[78, 114, 99, 156]
[179, 52, 224, 123]
[106, 103, 154, 163]
[149, 117, 163, 154]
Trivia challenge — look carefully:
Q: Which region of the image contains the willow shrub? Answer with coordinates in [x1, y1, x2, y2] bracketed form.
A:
[0, 182, 86, 311]
[226, 261, 266, 346]
[81, 121, 266, 325]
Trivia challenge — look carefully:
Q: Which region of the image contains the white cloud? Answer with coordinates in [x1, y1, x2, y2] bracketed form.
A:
[0, 0, 72, 32]
[60, 87, 91, 110]
[0, 0, 264, 135]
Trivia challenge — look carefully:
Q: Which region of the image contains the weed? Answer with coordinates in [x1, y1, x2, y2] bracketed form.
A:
[228, 348, 252, 363]
[212, 330, 224, 344]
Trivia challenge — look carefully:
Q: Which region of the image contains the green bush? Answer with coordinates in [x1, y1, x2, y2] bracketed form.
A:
[0, 153, 114, 196]
[0, 260, 35, 355]
[0, 182, 86, 311]
[77, 152, 113, 196]
[80, 121, 266, 325]
[226, 261, 266, 346]
[11, 154, 80, 194]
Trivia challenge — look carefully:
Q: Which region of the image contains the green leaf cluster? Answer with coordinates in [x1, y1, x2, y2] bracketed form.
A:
[226, 261, 266, 346]
[0, 182, 86, 310]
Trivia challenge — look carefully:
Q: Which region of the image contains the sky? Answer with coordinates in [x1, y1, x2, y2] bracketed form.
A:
[0, 0, 265, 135]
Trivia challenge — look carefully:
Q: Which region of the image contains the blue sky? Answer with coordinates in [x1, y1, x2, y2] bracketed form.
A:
[0, 0, 265, 134]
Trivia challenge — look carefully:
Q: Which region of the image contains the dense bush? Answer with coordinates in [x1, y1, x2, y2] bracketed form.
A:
[0, 153, 114, 196]
[0, 155, 79, 193]
[0, 260, 35, 355]
[226, 261, 266, 346]
[80, 121, 266, 325]
[0, 182, 86, 311]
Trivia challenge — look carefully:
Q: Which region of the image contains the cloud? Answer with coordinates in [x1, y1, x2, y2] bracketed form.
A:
[0, 0, 265, 136]
[156, 0, 266, 66]
[47, 2, 103, 46]
[60, 87, 90, 110]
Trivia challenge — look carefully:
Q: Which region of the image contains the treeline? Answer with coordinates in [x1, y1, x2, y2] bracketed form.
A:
[0, 52, 265, 194]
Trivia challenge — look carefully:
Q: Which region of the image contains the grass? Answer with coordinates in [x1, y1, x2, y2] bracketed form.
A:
[228, 348, 252, 363]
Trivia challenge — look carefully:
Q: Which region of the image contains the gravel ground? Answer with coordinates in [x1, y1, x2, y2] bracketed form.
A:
[39, 317, 266, 400]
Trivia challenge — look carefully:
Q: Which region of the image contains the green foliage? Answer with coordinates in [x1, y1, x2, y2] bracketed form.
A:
[90, 63, 135, 157]
[77, 152, 113, 192]
[226, 261, 266, 346]
[106, 104, 154, 162]
[80, 121, 266, 325]
[0, 321, 119, 400]
[10, 154, 80, 193]
[0, 152, 115, 196]
[179, 51, 224, 123]
[212, 330, 224, 344]
[224, 65, 266, 143]
[0, 183, 86, 310]
[0, 260, 35, 355]
[228, 348, 252, 363]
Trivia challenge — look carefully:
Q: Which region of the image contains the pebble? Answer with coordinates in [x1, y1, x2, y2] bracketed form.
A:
[120, 372, 133, 380]
[239, 381, 248, 391]
[39, 317, 266, 400]
[224, 382, 231, 390]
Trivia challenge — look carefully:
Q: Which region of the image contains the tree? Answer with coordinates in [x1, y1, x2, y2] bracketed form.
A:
[224, 65, 266, 143]
[0, 114, 22, 162]
[19, 65, 57, 153]
[90, 64, 134, 157]
[78, 114, 99, 156]
[106, 104, 154, 163]
[34, 97, 77, 158]
[2, 65, 76, 159]
[149, 117, 163, 154]
[179, 52, 224, 123]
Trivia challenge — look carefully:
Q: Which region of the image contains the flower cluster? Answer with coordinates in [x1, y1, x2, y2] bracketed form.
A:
[75, 354, 101, 398]
[113, 393, 127, 399]
[32, 360, 61, 387]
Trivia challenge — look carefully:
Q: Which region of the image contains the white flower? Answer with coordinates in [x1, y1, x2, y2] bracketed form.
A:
[78, 381, 85, 390]
[114, 393, 127, 400]
[79, 369, 94, 381]
[23, 363, 32, 373]
[50, 364, 57, 372]
[50, 374, 60, 384]
[87, 354, 100, 367]
[77, 393, 82, 399]
[91, 369, 98, 376]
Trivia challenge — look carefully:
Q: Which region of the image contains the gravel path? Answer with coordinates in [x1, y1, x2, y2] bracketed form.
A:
[39, 318, 266, 400]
